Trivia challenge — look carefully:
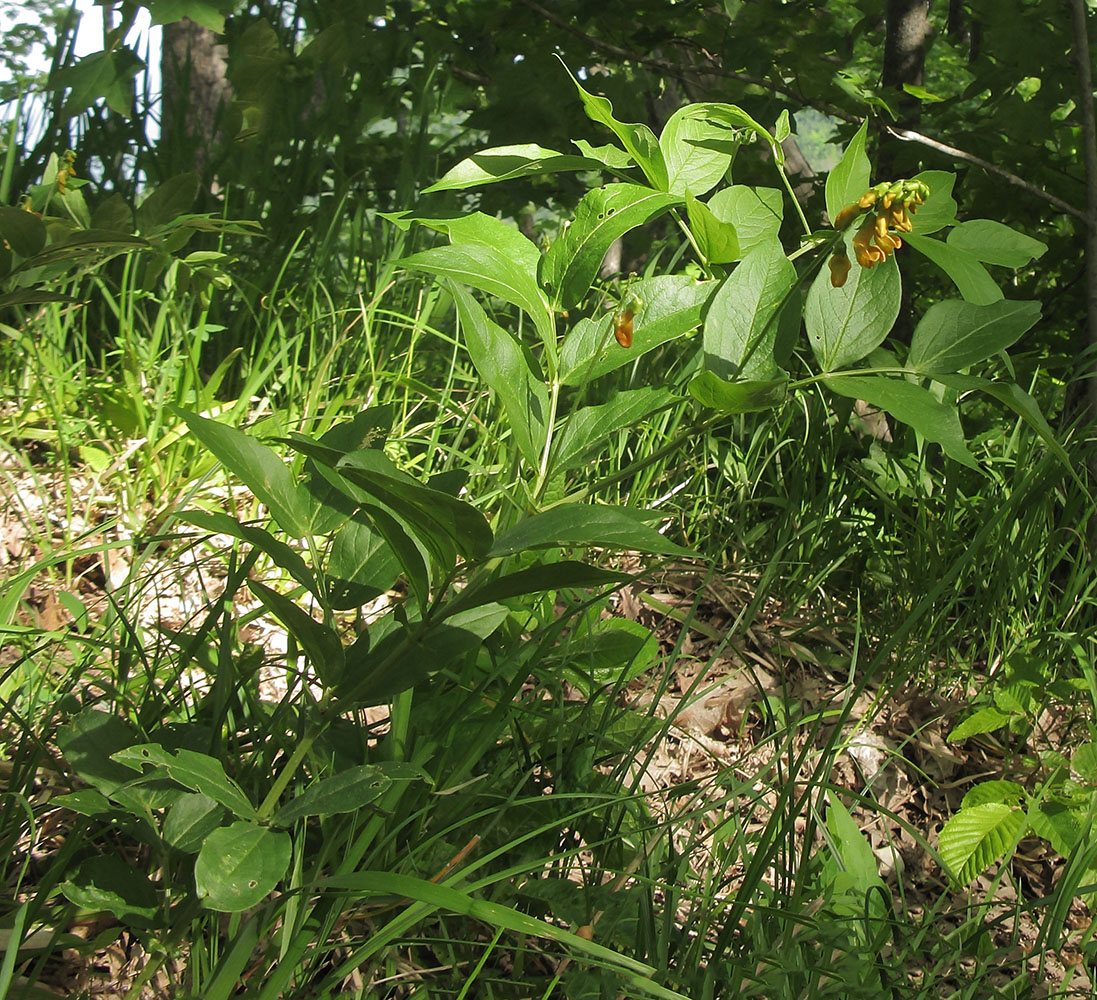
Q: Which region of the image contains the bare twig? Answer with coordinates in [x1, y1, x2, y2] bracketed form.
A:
[885, 124, 1088, 221]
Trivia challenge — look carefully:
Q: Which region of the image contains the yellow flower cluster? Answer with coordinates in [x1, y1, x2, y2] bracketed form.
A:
[828, 179, 930, 288]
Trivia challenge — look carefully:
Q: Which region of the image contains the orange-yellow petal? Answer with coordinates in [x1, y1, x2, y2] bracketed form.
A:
[829, 251, 852, 287]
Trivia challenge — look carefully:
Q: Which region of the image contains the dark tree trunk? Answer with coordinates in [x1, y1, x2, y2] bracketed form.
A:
[160, 19, 231, 177]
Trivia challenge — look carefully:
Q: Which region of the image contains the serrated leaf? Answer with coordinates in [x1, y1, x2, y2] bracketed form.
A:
[195, 822, 291, 912]
[938, 803, 1025, 885]
[960, 780, 1025, 808]
[909, 299, 1041, 374]
[948, 706, 1013, 742]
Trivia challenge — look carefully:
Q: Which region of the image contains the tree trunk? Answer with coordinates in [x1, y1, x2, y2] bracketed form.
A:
[160, 18, 231, 177]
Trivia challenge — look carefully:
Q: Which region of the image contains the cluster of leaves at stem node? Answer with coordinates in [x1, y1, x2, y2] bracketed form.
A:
[828, 178, 931, 287]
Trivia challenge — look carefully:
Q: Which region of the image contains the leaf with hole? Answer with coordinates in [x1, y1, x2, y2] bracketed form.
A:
[194, 822, 291, 912]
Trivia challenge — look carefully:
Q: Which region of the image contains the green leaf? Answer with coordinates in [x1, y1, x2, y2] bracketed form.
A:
[706, 186, 783, 258]
[805, 245, 901, 370]
[146, 0, 234, 32]
[541, 184, 680, 309]
[57, 708, 140, 797]
[1074, 743, 1097, 784]
[948, 706, 1013, 742]
[686, 191, 739, 264]
[489, 506, 694, 559]
[774, 109, 791, 143]
[0, 206, 47, 257]
[398, 216, 553, 347]
[909, 170, 958, 235]
[163, 793, 225, 854]
[51, 48, 144, 115]
[178, 510, 317, 596]
[559, 275, 713, 386]
[660, 105, 739, 196]
[961, 780, 1025, 808]
[247, 581, 345, 688]
[326, 520, 401, 610]
[553, 387, 678, 474]
[826, 795, 882, 894]
[946, 219, 1048, 268]
[824, 375, 979, 469]
[825, 120, 870, 223]
[905, 234, 1002, 305]
[1029, 800, 1081, 857]
[703, 239, 795, 381]
[271, 765, 397, 826]
[451, 283, 548, 468]
[909, 299, 1041, 374]
[554, 619, 658, 695]
[171, 408, 308, 538]
[423, 144, 606, 193]
[61, 857, 158, 925]
[195, 822, 291, 912]
[137, 173, 199, 232]
[441, 562, 630, 620]
[687, 371, 788, 413]
[938, 803, 1025, 885]
[571, 140, 634, 169]
[358, 503, 431, 611]
[336, 449, 493, 563]
[560, 61, 669, 190]
[112, 745, 260, 822]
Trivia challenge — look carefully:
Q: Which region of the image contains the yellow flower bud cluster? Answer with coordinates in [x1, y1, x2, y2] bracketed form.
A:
[828, 179, 930, 287]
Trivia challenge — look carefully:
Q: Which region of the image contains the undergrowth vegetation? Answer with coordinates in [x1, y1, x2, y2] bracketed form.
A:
[1, 3, 1097, 999]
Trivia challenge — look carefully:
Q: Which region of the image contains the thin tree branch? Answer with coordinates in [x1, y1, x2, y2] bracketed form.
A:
[885, 124, 1088, 221]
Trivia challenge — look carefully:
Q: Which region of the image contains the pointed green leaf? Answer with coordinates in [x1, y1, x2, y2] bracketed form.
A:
[960, 780, 1024, 808]
[560, 62, 668, 189]
[0, 206, 47, 257]
[171, 407, 308, 538]
[247, 581, 345, 688]
[271, 765, 396, 826]
[660, 105, 739, 196]
[111, 744, 260, 821]
[441, 562, 630, 620]
[489, 506, 694, 558]
[905, 234, 1002, 305]
[423, 144, 606, 193]
[451, 283, 548, 468]
[706, 186, 783, 258]
[326, 520, 401, 610]
[938, 803, 1025, 886]
[948, 706, 1013, 742]
[61, 857, 157, 925]
[805, 244, 901, 371]
[163, 794, 225, 854]
[947, 220, 1047, 268]
[195, 822, 291, 912]
[553, 387, 679, 474]
[688, 371, 788, 413]
[541, 184, 680, 309]
[826, 795, 881, 894]
[559, 275, 713, 386]
[909, 170, 958, 235]
[704, 239, 795, 381]
[909, 299, 1041, 374]
[686, 191, 739, 264]
[825, 120, 870, 223]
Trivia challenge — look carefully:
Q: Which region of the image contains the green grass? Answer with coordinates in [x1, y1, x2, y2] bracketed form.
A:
[1, 251, 1095, 1000]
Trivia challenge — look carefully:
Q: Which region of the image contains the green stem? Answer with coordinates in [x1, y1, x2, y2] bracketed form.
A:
[257, 729, 318, 819]
[775, 147, 813, 237]
[531, 376, 562, 504]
